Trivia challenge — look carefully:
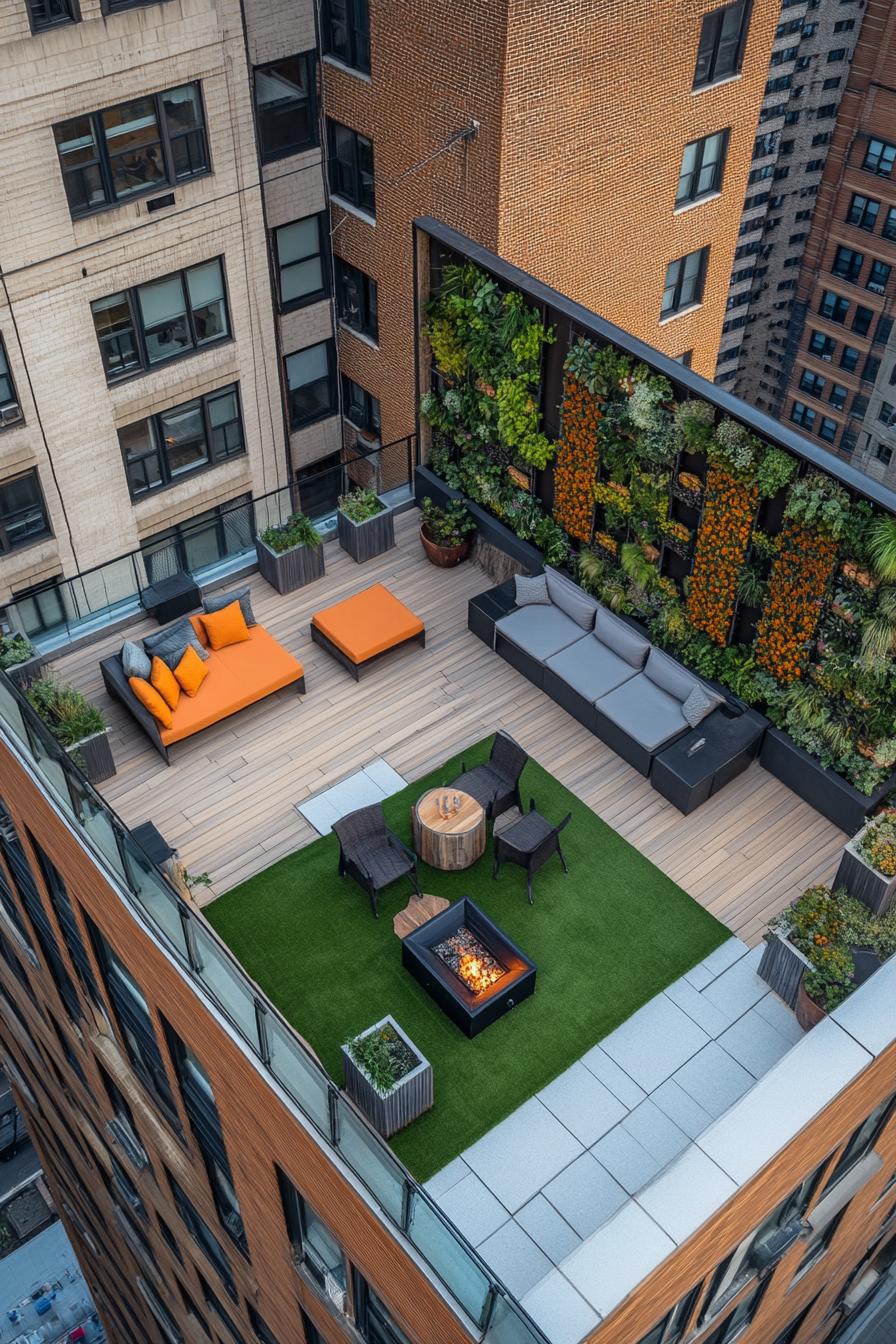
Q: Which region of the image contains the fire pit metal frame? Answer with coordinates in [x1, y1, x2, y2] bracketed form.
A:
[401, 896, 536, 1037]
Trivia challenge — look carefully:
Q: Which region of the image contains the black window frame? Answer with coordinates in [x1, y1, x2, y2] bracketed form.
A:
[840, 344, 860, 372]
[118, 382, 246, 500]
[272, 213, 329, 312]
[819, 289, 849, 324]
[883, 207, 896, 241]
[636, 1281, 703, 1344]
[341, 375, 381, 439]
[847, 193, 880, 231]
[693, 1, 753, 90]
[676, 128, 730, 207]
[867, 259, 891, 294]
[168, 1170, 237, 1301]
[321, 0, 370, 76]
[253, 53, 318, 164]
[832, 245, 864, 282]
[808, 329, 836, 361]
[284, 339, 337, 429]
[334, 256, 378, 342]
[818, 416, 838, 444]
[0, 471, 51, 554]
[822, 1094, 896, 1195]
[661, 247, 709, 318]
[852, 304, 874, 335]
[277, 1169, 347, 1301]
[25, 0, 79, 32]
[327, 118, 375, 217]
[863, 137, 896, 177]
[53, 82, 210, 220]
[0, 336, 22, 428]
[791, 400, 816, 430]
[28, 834, 102, 1008]
[91, 256, 231, 383]
[140, 492, 254, 585]
[829, 383, 847, 410]
[799, 369, 825, 398]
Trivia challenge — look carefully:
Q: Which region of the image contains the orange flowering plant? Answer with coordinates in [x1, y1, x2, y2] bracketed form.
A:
[687, 468, 759, 646]
[553, 340, 633, 541]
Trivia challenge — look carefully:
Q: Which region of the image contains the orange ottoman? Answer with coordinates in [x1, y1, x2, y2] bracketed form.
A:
[310, 583, 425, 680]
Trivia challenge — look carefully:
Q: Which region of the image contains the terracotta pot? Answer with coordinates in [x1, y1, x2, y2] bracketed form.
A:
[420, 525, 471, 568]
[795, 976, 826, 1031]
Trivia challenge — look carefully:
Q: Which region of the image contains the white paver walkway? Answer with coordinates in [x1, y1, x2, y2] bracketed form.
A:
[295, 758, 407, 835]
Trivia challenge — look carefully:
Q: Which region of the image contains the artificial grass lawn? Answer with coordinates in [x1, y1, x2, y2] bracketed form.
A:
[206, 738, 728, 1181]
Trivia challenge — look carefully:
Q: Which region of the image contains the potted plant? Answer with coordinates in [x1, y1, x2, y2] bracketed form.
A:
[834, 811, 896, 916]
[419, 496, 475, 568]
[0, 633, 47, 688]
[341, 1016, 433, 1138]
[256, 512, 324, 595]
[26, 675, 115, 784]
[337, 488, 394, 563]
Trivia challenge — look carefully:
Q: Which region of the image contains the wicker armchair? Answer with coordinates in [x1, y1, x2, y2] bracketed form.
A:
[493, 798, 571, 904]
[332, 803, 421, 918]
[452, 731, 528, 822]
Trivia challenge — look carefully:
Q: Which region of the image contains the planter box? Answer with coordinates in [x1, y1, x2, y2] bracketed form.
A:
[4, 652, 50, 689]
[337, 499, 395, 563]
[255, 536, 325, 595]
[414, 466, 543, 574]
[65, 729, 115, 785]
[759, 727, 896, 834]
[341, 1016, 433, 1138]
[757, 932, 811, 1010]
[834, 828, 896, 916]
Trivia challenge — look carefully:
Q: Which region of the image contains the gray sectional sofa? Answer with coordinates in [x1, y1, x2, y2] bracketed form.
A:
[475, 567, 736, 776]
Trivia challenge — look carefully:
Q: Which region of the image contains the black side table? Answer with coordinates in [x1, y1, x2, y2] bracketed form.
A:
[651, 708, 767, 815]
[140, 572, 201, 625]
[468, 581, 517, 647]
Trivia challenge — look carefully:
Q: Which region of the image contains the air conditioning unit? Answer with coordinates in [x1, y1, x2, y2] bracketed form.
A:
[0, 404, 21, 427]
[867, 282, 886, 294]
[107, 1118, 149, 1171]
[750, 1218, 805, 1272]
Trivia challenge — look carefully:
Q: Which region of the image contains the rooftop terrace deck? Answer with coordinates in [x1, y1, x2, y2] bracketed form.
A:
[54, 507, 846, 944]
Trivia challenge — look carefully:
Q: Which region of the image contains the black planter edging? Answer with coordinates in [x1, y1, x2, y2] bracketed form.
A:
[414, 464, 461, 508]
[337, 500, 395, 563]
[759, 727, 896, 834]
[414, 465, 543, 573]
[255, 537, 325, 594]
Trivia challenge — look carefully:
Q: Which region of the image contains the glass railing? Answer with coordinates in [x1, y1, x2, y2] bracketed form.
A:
[0, 627, 548, 1344]
[6, 437, 418, 654]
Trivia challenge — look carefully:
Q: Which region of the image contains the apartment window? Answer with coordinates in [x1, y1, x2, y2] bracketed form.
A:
[832, 246, 864, 282]
[766, 75, 792, 94]
[823, 77, 841, 91]
[676, 129, 729, 206]
[779, 140, 795, 156]
[119, 384, 245, 499]
[788, 232, 806, 245]
[327, 119, 374, 215]
[342, 376, 380, 439]
[770, 45, 797, 65]
[829, 383, 847, 410]
[703, 1283, 769, 1344]
[675, 351, 693, 367]
[693, 1, 752, 88]
[863, 138, 896, 177]
[805, 158, 824, 172]
[840, 344, 860, 371]
[784, 109, 800, 125]
[30, 838, 101, 1007]
[140, 493, 253, 585]
[355, 1278, 412, 1344]
[773, 1299, 820, 1344]
[636, 1282, 702, 1344]
[137, 1276, 184, 1344]
[53, 84, 209, 218]
[879, 401, 895, 425]
[791, 400, 816, 430]
[273, 214, 328, 311]
[321, 0, 370, 75]
[661, 247, 708, 317]
[875, 315, 894, 345]
[853, 305, 874, 335]
[158, 1215, 183, 1264]
[168, 1172, 236, 1300]
[867, 259, 891, 294]
[277, 1170, 347, 1304]
[7, 574, 64, 643]
[848, 194, 880, 231]
[818, 416, 838, 443]
[284, 341, 337, 429]
[0, 338, 21, 427]
[300, 1313, 323, 1344]
[248, 1306, 278, 1344]
[827, 47, 847, 62]
[799, 369, 825, 397]
[253, 55, 317, 162]
[820, 290, 849, 323]
[86, 918, 182, 1130]
[91, 258, 230, 381]
[883, 207, 896, 241]
[334, 258, 378, 341]
[199, 1277, 245, 1344]
[877, 442, 894, 466]
[747, 165, 773, 184]
[26, 0, 79, 30]
[817, 103, 837, 118]
[0, 472, 50, 552]
[164, 1023, 248, 1257]
[834, 17, 854, 30]
[809, 330, 836, 360]
[863, 354, 881, 382]
[851, 393, 869, 417]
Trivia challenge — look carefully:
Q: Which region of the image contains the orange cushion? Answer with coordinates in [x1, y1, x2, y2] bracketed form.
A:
[150, 656, 180, 711]
[174, 645, 209, 698]
[188, 614, 209, 647]
[311, 584, 424, 664]
[199, 601, 250, 651]
[128, 676, 173, 729]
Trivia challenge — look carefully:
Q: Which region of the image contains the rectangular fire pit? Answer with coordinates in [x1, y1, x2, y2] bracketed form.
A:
[401, 897, 536, 1037]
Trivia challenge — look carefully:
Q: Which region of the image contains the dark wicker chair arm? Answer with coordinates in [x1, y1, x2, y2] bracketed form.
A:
[387, 833, 416, 865]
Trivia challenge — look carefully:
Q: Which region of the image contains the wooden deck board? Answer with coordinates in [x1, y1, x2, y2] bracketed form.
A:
[53, 510, 846, 943]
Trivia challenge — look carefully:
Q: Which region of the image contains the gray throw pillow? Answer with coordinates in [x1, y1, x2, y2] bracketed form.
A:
[144, 619, 209, 670]
[683, 684, 718, 729]
[514, 573, 550, 607]
[203, 586, 256, 628]
[545, 567, 597, 631]
[121, 639, 151, 681]
[594, 607, 650, 669]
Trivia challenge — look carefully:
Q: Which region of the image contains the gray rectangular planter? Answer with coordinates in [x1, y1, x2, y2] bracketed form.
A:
[834, 828, 896, 916]
[66, 729, 115, 785]
[337, 498, 395, 563]
[757, 931, 811, 1010]
[5, 652, 50, 689]
[255, 536, 325, 595]
[341, 1015, 432, 1138]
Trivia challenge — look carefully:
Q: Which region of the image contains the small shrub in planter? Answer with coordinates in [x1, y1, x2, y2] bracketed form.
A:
[834, 810, 896, 915]
[341, 1016, 433, 1137]
[0, 633, 36, 671]
[337, 488, 394, 563]
[26, 675, 115, 784]
[256, 512, 325, 594]
[419, 496, 475, 568]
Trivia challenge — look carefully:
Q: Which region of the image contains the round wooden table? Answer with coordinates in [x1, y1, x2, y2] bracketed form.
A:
[412, 789, 486, 871]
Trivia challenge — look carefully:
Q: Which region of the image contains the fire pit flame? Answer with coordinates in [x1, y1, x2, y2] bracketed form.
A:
[457, 953, 503, 995]
[432, 925, 507, 997]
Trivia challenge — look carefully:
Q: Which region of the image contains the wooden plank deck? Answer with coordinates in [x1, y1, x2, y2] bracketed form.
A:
[52, 509, 846, 946]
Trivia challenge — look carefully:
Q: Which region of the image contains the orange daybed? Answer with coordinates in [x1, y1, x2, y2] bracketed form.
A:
[310, 583, 425, 680]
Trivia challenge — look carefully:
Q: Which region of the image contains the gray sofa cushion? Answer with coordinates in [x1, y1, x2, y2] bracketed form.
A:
[497, 605, 587, 662]
[644, 648, 706, 704]
[545, 632, 639, 702]
[121, 639, 151, 680]
[595, 607, 650, 669]
[545, 567, 597, 631]
[514, 573, 550, 606]
[596, 674, 689, 753]
[203, 586, 256, 627]
[144, 619, 209, 670]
